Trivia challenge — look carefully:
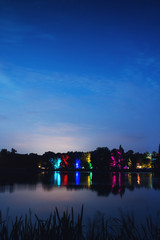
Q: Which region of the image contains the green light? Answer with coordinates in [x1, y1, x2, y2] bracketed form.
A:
[90, 172, 92, 185]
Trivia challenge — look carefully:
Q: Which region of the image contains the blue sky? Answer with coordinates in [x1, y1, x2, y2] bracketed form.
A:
[0, 0, 160, 154]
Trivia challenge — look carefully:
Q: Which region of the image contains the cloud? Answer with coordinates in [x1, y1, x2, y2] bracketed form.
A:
[0, 63, 160, 154]
[4, 131, 90, 154]
[2, 61, 160, 102]
[36, 122, 91, 137]
[0, 64, 115, 99]
[1, 63, 160, 128]
[36, 123, 91, 136]
[0, 121, 108, 154]
[0, 70, 15, 88]
[1, 63, 160, 117]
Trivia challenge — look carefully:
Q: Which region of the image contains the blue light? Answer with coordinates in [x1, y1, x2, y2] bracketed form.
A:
[55, 158, 61, 169]
[50, 158, 61, 169]
[75, 158, 81, 169]
[75, 172, 80, 185]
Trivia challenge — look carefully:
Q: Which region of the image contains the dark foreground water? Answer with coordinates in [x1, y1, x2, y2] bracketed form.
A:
[0, 171, 160, 224]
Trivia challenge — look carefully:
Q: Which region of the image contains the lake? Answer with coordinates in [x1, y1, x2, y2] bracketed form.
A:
[0, 171, 160, 224]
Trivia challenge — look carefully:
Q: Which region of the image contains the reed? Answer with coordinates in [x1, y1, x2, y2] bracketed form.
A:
[0, 207, 160, 240]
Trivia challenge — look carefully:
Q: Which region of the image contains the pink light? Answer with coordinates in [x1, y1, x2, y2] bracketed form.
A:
[124, 165, 128, 169]
[112, 173, 116, 188]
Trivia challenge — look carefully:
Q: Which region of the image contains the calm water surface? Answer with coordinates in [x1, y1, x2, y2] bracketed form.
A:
[0, 171, 160, 223]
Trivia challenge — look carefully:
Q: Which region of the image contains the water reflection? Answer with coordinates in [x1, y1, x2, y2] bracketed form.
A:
[75, 172, 80, 185]
[111, 172, 122, 194]
[137, 173, 141, 185]
[61, 174, 68, 186]
[54, 172, 61, 186]
[0, 171, 159, 196]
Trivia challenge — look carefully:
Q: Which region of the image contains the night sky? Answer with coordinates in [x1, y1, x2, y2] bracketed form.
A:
[0, 0, 160, 154]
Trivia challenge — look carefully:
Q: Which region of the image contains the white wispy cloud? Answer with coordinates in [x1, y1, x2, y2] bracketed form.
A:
[1, 62, 160, 154]
[4, 131, 90, 154]
[0, 64, 115, 97]
[35, 122, 94, 137]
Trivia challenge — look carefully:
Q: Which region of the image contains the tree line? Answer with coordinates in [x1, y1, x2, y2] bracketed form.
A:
[0, 145, 160, 171]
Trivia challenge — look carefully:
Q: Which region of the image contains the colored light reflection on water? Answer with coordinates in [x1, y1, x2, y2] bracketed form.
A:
[54, 172, 61, 186]
[61, 174, 68, 186]
[75, 172, 80, 185]
[0, 172, 159, 225]
[90, 172, 92, 185]
[128, 173, 132, 185]
[137, 174, 141, 184]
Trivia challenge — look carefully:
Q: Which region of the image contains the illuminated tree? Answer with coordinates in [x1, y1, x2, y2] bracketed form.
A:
[110, 151, 117, 168]
[135, 152, 152, 169]
[124, 150, 136, 169]
[49, 158, 61, 169]
[81, 152, 92, 169]
[61, 155, 69, 168]
[66, 151, 82, 169]
[75, 158, 81, 169]
[143, 152, 152, 168]
[110, 147, 124, 170]
[128, 158, 132, 169]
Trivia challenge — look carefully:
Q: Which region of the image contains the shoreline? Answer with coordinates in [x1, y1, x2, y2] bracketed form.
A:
[0, 167, 155, 174]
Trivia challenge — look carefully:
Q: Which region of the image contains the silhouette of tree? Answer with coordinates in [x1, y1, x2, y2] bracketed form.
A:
[11, 148, 17, 154]
[91, 147, 110, 170]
